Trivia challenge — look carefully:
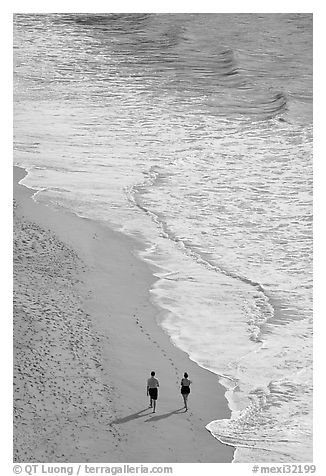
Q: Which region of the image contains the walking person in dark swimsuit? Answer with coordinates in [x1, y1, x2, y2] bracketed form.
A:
[147, 371, 159, 413]
[180, 372, 191, 411]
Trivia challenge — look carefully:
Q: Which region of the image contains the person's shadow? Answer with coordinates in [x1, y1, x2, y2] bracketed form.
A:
[111, 406, 186, 425]
[144, 407, 185, 422]
[111, 408, 152, 424]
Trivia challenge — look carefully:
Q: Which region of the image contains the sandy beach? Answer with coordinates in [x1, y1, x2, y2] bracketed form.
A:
[13, 165, 234, 463]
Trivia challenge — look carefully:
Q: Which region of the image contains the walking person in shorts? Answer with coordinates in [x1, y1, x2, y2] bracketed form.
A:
[180, 372, 191, 411]
[147, 371, 159, 413]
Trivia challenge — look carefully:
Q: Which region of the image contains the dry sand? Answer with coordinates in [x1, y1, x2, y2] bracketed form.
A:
[13, 165, 234, 463]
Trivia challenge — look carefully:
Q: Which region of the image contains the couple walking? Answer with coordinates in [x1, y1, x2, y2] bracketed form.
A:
[146, 371, 192, 413]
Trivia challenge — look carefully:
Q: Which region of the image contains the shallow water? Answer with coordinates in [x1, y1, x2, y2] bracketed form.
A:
[14, 13, 313, 462]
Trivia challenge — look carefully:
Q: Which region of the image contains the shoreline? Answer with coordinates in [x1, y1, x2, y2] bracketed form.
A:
[13, 165, 234, 462]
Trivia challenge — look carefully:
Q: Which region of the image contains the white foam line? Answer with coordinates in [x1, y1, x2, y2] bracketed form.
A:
[16, 165, 47, 201]
[29, 187, 49, 201]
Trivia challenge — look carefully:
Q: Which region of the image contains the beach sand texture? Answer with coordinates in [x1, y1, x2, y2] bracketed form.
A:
[13, 166, 233, 463]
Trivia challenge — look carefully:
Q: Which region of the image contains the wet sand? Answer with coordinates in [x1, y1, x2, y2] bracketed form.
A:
[13, 165, 234, 463]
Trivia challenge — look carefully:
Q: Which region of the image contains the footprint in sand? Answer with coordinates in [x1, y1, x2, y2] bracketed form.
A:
[133, 317, 182, 379]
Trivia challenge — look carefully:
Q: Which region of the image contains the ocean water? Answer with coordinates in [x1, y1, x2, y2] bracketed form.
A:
[13, 13, 313, 462]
